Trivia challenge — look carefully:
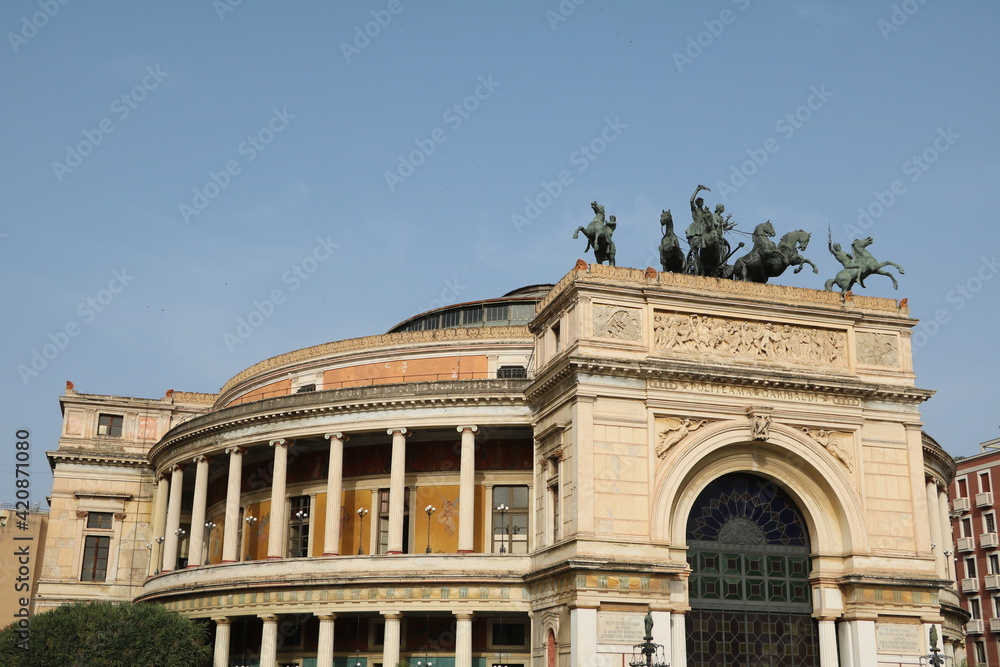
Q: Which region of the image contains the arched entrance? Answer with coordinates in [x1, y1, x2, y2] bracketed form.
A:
[685, 472, 819, 666]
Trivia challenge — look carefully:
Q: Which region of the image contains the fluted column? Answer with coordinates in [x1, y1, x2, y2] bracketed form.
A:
[926, 478, 944, 577]
[259, 614, 278, 667]
[148, 474, 169, 575]
[187, 455, 212, 567]
[213, 617, 230, 667]
[161, 464, 185, 572]
[455, 612, 473, 667]
[323, 433, 348, 555]
[316, 613, 336, 667]
[382, 613, 402, 666]
[387, 428, 409, 554]
[221, 446, 245, 562]
[457, 425, 478, 553]
[267, 439, 292, 559]
[818, 619, 839, 667]
[670, 612, 687, 667]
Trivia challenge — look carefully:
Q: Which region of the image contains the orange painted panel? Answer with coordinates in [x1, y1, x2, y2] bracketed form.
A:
[323, 355, 488, 388]
[312, 492, 327, 557]
[414, 485, 461, 553]
[207, 511, 225, 564]
[228, 379, 292, 406]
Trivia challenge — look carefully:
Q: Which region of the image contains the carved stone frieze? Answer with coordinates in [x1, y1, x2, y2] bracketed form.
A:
[593, 304, 642, 341]
[653, 311, 847, 367]
[856, 332, 899, 368]
[655, 417, 710, 458]
[800, 427, 854, 472]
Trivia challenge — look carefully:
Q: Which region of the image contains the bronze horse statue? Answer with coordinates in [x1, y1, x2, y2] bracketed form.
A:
[658, 209, 685, 273]
[825, 236, 904, 291]
[732, 223, 818, 283]
[572, 201, 616, 265]
[685, 185, 739, 277]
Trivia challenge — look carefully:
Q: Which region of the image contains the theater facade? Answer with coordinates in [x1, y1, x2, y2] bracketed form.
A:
[34, 264, 963, 666]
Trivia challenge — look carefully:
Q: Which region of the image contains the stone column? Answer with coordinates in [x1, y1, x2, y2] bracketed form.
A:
[222, 446, 245, 562]
[316, 613, 336, 667]
[926, 478, 945, 577]
[651, 609, 671, 659]
[841, 618, 876, 667]
[670, 612, 687, 667]
[387, 428, 409, 554]
[259, 614, 278, 667]
[457, 425, 478, 553]
[837, 620, 855, 667]
[213, 617, 231, 667]
[187, 455, 212, 567]
[267, 439, 292, 559]
[323, 433, 347, 555]
[455, 612, 473, 667]
[162, 464, 185, 572]
[818, 619, 839, 667]
[570, 606, 597, 667]
[148, 474, 169, 575]
[382, 612, 402, 667]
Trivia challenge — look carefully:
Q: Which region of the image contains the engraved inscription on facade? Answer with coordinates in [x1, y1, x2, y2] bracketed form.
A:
[653, 311, 847, 367]
[875, 623, 922, 654]
[594, 304, 642, 341]
[598, 612, 646, 645]
[857, 332, 899, 367]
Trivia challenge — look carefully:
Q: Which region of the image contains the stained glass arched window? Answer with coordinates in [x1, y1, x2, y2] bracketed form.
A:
[686, 472, 818, 667]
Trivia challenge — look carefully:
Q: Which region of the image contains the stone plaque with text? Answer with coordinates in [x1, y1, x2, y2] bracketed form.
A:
[598, 612, 646, 645]
[876, 623, 921, 654]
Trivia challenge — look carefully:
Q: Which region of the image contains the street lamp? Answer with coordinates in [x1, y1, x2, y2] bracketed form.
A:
[425, 505, 436, 553]
[920, 626, 949, 667]
[244, 514, 257, 525]
[496, 504, 510, 553]
[357, 507, 369, 554]
[629, 612, 669, 667]
[204, 521, 217, 530]
[174, 528, 186, 537]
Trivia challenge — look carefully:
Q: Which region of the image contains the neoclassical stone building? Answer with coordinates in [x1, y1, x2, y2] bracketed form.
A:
[34, 265, 961, 666]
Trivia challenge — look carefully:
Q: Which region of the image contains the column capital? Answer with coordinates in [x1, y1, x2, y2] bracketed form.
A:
[168, 463, 185, 473]
[457, 425, 479, 434]
[316, 613, 338, 621]
[193, 454, 213, 464]
[453, 611, 475, 620]
[157, 472, 170, 481]
[212, 616, 232, 625]
[258, 613, 279, 622]
[325, 432, 350, 442]
[224, 446, 246, 456]
[382, 611, 403, 620]
[269, 438, 292, 448]
[387, 427, 411, 437]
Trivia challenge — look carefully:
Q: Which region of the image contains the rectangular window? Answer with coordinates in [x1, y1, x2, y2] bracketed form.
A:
[991, 554, 1000, 575]
[959, 477, 969, 498]
[441, 310, 461, 328]
[964, 517, 975, 538]
[86, 511, 113, 529]
[987, 513, 997, 534]
[97, 414, 123, 437]
[485, 304, 508, 322]
[493, 622, 527, 646]
[295, 383, 316, 393]
[497, 365, 528, 379]
[492, 485, 529, 554]
[972, 597, 983, 619]
[80, 535, 110, 581]
[976, 641, 987, 664]
[463, 307, 483, 325]
[376, 488, 410, 554]
[994, 596, 1000, 617]
[287, 496, 310, 558]
[982, 472, 993, 494]
[967, 557, 978, 579]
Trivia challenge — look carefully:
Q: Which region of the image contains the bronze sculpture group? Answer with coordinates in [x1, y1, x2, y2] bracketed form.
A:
[573, 185, 904, 292]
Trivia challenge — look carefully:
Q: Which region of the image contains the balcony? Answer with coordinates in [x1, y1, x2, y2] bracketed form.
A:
[962, 577, 980, 592]
[982, 532, 1000, 549]
[957, 536, 976, 552]
[967, 619, 984, 634]
[990, 618, 1000, 633]
[985, 574, 1000, 590]
[977, 492, 994, 508]
[954, 497, 971, 512]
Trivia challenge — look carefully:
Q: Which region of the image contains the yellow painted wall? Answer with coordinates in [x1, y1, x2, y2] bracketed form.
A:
[340, 489, 372, 555]
[242, 500, 270, 561]
[207, 511, 225, 564]
[474, 485, 485, 553]
[312, 492, 327, 556]
[414, 485, 461, 553]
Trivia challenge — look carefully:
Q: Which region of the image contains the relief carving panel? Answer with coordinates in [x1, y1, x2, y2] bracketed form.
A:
[653, 311, 847, 367]
[856, 332, 899, 367]
[594, 304, 642, 341]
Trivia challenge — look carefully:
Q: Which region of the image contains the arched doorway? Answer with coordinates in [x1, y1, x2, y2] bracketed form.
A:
[685, 472, 819, 666]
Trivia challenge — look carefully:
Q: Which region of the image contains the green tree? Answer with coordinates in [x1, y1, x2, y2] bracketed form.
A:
[0, 601, 212, 667]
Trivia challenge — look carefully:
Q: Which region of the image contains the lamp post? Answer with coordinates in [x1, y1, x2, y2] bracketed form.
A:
[425, 505, 436, 553]
[920, 626, 948, 667]
[357, 507, 369, 554]
[496, 504, 509, 553]
[629, 612, 669, 667]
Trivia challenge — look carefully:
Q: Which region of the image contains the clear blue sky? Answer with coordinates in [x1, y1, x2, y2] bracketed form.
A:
[1, 1, 997, 501]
